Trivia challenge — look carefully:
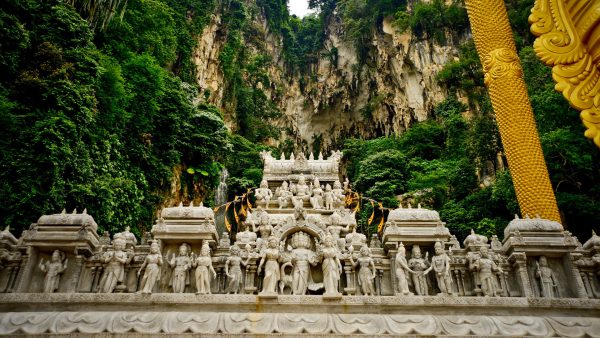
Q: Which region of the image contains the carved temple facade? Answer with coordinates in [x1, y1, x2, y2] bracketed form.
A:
[0, 151, 599, 336]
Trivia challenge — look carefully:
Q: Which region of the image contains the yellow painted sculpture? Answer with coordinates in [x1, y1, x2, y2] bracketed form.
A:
[464, 0, 561, 222]
[530, 0, 600, 148]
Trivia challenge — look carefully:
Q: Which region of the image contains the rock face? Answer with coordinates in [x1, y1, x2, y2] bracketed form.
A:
[194, 6, 462, 148]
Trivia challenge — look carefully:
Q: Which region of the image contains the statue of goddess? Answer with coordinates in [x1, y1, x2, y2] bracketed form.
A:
[168, 243, 192, 293]
[350, 245, 376, 296]
[310, 177, 324, 209]
[137, 242, 163, 294]
[293, 174, 311, 203]
[98, 238, 129, 293]
[257, 236, 281, 295]
[255, 179, 273, 208]
[276, 181, 292, 208]
[431, 241, 453, 295]
[192, 243, 217, 294]
[39, 250, 68, 293]
[225, 246, 250, 294]
[320, 234, 343, 297]
[408, 245, 431, 295]
[327, 211, 350, 249]
[332, 180, 345, 209]
[394, 243, 414, 295]
[323, 184, 335, 210]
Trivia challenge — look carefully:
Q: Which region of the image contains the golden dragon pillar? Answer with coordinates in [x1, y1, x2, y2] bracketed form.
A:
[464, 0, 561, 221]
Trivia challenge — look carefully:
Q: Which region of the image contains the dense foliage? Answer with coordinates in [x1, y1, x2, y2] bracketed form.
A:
[0, 0, 254, 237]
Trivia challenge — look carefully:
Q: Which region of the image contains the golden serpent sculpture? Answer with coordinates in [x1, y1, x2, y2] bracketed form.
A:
[464, 0, 561, 222]
[530, 0, 600, 148]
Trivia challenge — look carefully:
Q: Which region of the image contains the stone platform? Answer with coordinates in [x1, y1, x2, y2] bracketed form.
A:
[0, 293, 599, 336]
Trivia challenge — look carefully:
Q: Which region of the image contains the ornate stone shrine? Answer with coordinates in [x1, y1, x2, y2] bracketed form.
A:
[0, 151, 599, 336]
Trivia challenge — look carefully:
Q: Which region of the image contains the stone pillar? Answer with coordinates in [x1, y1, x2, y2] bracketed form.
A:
[244, 259, 258, 294]
[463, 0, 560, 221]
[343, 263, 356, 295]
[388, 249, 398, 294]
[15, 249, 34, 293]
[510, 253, 532, 298]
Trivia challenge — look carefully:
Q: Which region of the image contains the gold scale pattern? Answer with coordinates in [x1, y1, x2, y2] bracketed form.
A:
[464, 0, 561, 222]
[530, 0, 600, 148]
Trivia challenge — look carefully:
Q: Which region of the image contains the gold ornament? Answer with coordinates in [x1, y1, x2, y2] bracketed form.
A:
[464, 0, 561, 222]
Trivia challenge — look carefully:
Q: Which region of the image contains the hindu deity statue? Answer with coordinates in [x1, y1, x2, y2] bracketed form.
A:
[192, 242, 216, 295]
[394, 243, 414, 295]
[323, 184, 335, 210]
[257, 236, 281, 296]
[98, 238, 130, 293]
[275, 181, 293, 209]
[320, 234, 343, 297]
[350, 245, 376, 296]
[431, 241, 453, 295]
[408, 245, 431, 295]
[473, 246, 502, 297]
[137, 241, 163, 294]
[39, 250, 68, 293]
[332, 180, 345, 209]
[283, 231, 319, 295]
[255, 179, 273, 208]
[168, 243, 192, 293]
[225, 246, 250, 294]
[293, 174, 311, 203]
[536, 256, 558, 298]
[310, 177, 324, 209]
[327, 211, 350, 249]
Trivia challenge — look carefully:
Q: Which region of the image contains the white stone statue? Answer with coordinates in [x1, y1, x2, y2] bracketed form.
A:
[255, 179, 273, 208]
[408, 245, 431, 295]
[345, 225, 367, 246]
[235, 223, 257, 246]
[137, 242, 163, 294]
[256, 212, 273, 239]
[327, 211, 350, 249]
[350, 245, 376, 296]
[168, 243, 192, 293]
[293, 174, 311, 203]
[98, 238, 130, 293]
[394, 243, 414, 295]
[310, 177, 324, 209]
[285, 231, 319, 295]
[536, 256, 558, 298]
[276, 181, 292, 209]
[39, 250, 68, 293]
[257, 236, 281, 296]
[320, 234, 343, 297]
[332, 180, 345, 208]
[473, 246, 502, 297]
[431, 241, 453, 296]
[323, 184, 335, 210]
[192, 243, 216, 294]
[225, 246, 249, 294]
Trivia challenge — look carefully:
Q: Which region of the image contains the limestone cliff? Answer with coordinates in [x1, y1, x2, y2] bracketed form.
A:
[194, 4, 465, 149]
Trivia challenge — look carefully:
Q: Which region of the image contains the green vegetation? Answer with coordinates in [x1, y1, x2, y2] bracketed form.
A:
[0, 0, 258, 237]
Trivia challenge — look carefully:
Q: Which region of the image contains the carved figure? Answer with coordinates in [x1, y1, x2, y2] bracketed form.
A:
[257, 212, 273, 239]
[257, 236, 280, 295]
[98, 238, 129, 293]
[431, 241, 453, 295]
[276, 181, 292, 208]
[345, 225, 367, 246]
[473, 246, 502, 297]
[327, 211, 350, 249]
[310, 177, 324, 209]
[168, 243, 192, 293]
[39, 250, 68, 293]
[225, 246, 249, 294]
[323, 184, 335, 210]
[286, 231, 319, 295]
[137, 242, 162, 294]
[394, 243, 414, 295]
[255, 179, 273, 208]
[320, 234, 343, 296]
[350, 245, 376, 296]
[536, 256, 558, 298]
[192, 243, 216, 294]
[332, 180, 345, 209]
[408, 245, 431, 295]
[293, 174, 311, 202]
